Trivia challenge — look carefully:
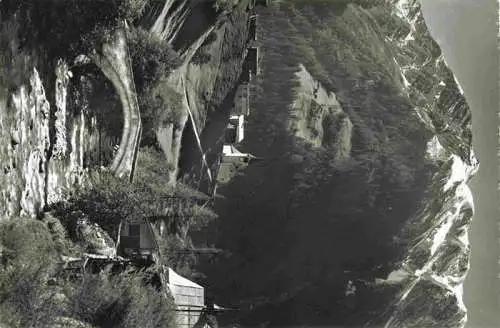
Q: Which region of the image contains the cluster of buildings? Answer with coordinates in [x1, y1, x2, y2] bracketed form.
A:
[59, 216, 223, 328]
[212, 9, 263, 193]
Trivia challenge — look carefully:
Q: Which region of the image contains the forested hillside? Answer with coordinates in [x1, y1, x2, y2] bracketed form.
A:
[0, 0, 476, 327]
[197, 1, 437, 326]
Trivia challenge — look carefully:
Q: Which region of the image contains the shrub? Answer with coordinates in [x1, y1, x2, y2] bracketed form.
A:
[118, 0, 147, 24]
[140, 79, 184, 140]
[67, 269, 175, 328]
[60, 171, 138, 240]
[127, 27, 182, 142]
[0, 218, 176, 328]
[191, 30, 217, 66]
[204, 31, 218, 46]
[0, 219, 62, 327]
[191, 50, 212, 65]
[53, 148, 217, 273]
[213, 0, 234, 13]
[127, 27, 180, 94]
[43, 213, 83, 257]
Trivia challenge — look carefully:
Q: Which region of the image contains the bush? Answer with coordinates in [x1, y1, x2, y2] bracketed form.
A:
[191, 50, 212, 65]
[43, 213, 84, 257]
[139, 78, 184, 140]
[67, 269, 175, 328]
[127, 27, 182, 142]
[204, 31, 218, 46]
[118, 0, 147, 24]
[127, 28, 181, 94]
[53, 148, 216, 272]
[0, 218, 177, 328]
[191, 30, 217, 66]
[0, 219, 62, 327]
[213, 0, 234, 13]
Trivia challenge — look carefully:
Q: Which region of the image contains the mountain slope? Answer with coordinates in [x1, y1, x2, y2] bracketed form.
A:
[195, 1, 478, 327]
[0, 0, 477, 327]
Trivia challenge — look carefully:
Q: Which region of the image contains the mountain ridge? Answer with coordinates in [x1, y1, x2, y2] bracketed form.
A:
[0, 1, 478, 327]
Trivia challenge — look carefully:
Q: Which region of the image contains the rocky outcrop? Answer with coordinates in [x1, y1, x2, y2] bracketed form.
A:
[0, 69, 50, 219]
[387, 0, 474, 165]
[143, 0, 191, 45]
[75, 213, 116, 257]
[290, 64, 352, 160]
[46, 61, 87, 206]
[375, 153, 476, 328]
[0, 22, 143, 218]
[151, 6, 252, 185]
[0, 58, 101, 219]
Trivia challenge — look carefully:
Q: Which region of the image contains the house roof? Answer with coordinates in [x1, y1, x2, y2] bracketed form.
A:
[168, 268, 203, 289]
[222, 144, 243, 156]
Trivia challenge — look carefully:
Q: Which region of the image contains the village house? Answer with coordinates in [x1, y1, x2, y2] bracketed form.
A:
[167, 267, 207, 327]
[225, 114, 245, 144]
[116, 218, 224, 328]
[214, 144, 262, 185]
[116, 217, 158, 261]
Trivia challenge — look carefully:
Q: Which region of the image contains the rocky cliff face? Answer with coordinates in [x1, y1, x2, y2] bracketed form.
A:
[0, 68, 50, 218]
[0, 0, 250, 216]
[290, 64, 353, 159]
[0, 61, 89, 219]
[142, 0, 253, 184]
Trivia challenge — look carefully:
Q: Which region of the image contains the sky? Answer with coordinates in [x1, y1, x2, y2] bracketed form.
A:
[419, 0, 499, 327]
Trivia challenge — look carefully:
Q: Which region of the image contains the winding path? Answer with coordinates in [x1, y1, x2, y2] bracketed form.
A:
[91, 24, 142, 181]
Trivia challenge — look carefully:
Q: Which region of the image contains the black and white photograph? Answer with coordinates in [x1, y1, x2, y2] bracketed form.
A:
[0, 0, 498, 327]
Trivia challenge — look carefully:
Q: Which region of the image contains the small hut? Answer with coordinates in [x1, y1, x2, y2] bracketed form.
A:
[167, 268, 206, 328]
[225, 115, 245, 144]
[117, 217, 158, 261]
[214, 145, 262, 185]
